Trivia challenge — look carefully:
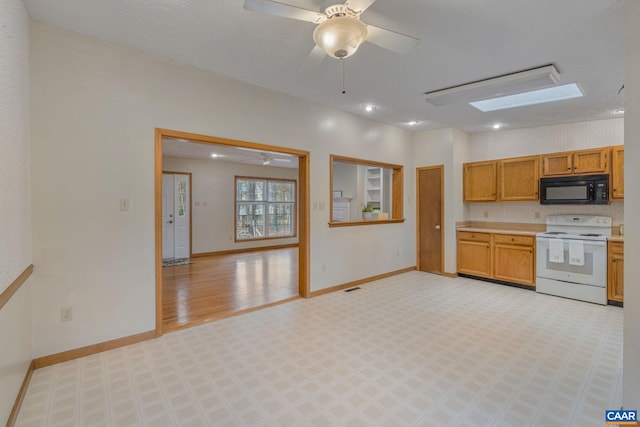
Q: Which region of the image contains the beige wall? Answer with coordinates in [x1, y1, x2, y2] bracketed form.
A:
[468, 118, 623, 161]
[0, 0, 33, 424]
[162, 156, 298, 253]
[623, 0, 640, 408]
[29, 22, 416, 358]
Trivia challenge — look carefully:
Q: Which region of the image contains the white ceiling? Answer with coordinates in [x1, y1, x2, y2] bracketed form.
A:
[24, 0, 624, 133]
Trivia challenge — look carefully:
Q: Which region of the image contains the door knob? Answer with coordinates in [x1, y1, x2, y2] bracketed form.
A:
[435, 225, 441, 230]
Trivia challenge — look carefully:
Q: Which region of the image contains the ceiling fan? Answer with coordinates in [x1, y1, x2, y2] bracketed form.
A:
[243, 0, 419, 69]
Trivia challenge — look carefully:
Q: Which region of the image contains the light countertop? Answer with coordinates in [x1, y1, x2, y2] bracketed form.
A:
[456, 227, 538, 236]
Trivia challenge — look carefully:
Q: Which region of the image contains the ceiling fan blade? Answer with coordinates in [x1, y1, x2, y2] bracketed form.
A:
[365, 24, 419, 55]
[243, 0, 324, 24]
[300, 44, 326, 70]
[345, 0, 377, 14]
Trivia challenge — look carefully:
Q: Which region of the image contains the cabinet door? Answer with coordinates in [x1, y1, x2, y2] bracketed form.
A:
[457, 240, 492, 277]
[573, 148, 609, 174]
[608, 242, 624, 302]
[499, 156, 540, 201]
[611, 146, 624, 200]
[463, 161, 497, 202]
[542, 152, 572, 176]
[493, 242, 535, 286]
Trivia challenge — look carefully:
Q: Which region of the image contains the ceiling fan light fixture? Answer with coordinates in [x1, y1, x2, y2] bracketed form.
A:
[313, 16, 368, 59]
[261, 153, 272, 165]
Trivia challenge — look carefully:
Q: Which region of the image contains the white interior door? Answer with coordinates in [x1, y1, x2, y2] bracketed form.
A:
[173, 174, 190, 259]
[162, 174, 175, 260]
[162, 173, 191, 260]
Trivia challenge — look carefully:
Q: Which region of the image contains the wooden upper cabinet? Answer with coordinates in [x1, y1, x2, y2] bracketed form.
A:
[499, 156, 540, 201]
[463, 160, 497, 202]
[611, 145, 624, 200]
[542, 147, 609, 177]
[542, 152, 573, 176]
[573, 148, 609, 174]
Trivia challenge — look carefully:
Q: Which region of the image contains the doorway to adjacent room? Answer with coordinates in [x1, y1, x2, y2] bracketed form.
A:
[154, 129, 310, 335]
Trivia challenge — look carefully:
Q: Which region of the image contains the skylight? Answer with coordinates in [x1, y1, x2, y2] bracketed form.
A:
[469, 83, 584, 112]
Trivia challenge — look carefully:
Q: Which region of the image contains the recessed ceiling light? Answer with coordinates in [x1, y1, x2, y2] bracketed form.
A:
[613, 108, 625, 115]
[364, 104, 374, 112]
[210, 153, 220, 158]
[469, 83, 584, 112]
[492, 123, 502, 129]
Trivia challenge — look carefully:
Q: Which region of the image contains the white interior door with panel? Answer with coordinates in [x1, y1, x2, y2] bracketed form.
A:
[162, 173, 191, 260]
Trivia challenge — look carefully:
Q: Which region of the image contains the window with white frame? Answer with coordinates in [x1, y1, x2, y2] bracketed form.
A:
[235, 177, 296, 241]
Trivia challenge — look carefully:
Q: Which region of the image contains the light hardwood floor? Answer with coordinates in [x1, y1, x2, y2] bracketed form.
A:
[162, 247, 299, 331]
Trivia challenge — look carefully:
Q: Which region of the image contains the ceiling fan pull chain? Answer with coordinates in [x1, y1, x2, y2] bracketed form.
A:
[341, 60, 346, 94]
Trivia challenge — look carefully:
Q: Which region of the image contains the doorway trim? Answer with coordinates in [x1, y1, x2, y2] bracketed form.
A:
[416, 165, 445, 274]
[154, 128, 311, 336]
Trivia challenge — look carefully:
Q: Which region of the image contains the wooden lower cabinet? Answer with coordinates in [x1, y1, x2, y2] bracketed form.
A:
[457, 231, 535, 286]
[493, 234, 536, 286]
[608, 241, 624, 303]
[457, 232, 492, 278]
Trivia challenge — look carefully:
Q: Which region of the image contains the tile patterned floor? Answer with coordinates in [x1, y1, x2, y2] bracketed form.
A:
[16, 272, 623, 426]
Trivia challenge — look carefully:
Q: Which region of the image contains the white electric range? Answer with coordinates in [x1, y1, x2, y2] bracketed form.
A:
[536, 215, 612, 305]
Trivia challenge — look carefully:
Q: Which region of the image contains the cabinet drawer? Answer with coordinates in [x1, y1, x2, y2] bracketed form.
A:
[493, 234, 535, 246]
[609, 241, 624, 254]
[457, 231, 491, 242]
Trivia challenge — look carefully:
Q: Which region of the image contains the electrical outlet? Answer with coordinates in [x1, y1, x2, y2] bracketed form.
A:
[483, 211, 489, 218]
[120, 198, 129, 211]
[61, 306, 73, 322]
[534, 211, 541, 219]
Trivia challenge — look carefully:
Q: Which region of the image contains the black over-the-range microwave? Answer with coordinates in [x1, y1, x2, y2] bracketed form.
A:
[539, 174, 610, 205]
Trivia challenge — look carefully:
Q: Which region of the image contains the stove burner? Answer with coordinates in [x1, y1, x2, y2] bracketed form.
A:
[545, 232, 567, 235]
[580, 233, 602, 237]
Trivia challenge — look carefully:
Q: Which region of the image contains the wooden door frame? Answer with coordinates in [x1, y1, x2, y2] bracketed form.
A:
[162, 171, 193, 259]
[154, 128, 311, 336]
[415, 165, 445, 274]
